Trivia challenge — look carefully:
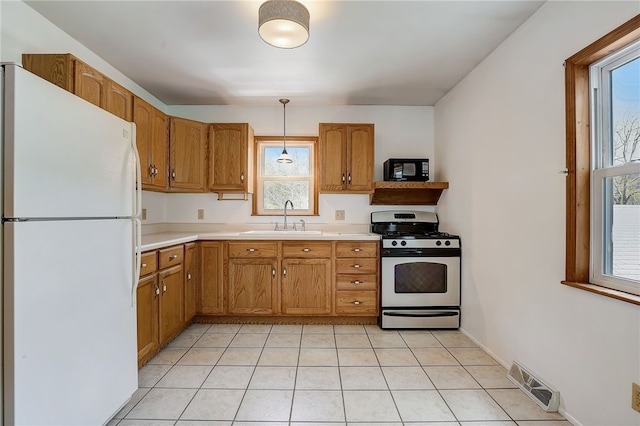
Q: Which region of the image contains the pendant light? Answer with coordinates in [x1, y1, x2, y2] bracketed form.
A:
[277, 99, 293, 163]
[258, 0, 310, 49]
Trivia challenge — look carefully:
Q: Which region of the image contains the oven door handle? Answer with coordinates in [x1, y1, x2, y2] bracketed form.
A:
[383, 311, 459, 318]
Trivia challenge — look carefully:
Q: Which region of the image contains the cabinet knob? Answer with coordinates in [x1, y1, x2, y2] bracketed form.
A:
[154, 284, 160, 298]
[169, 254, 178, 260]
[348, 173, 352, 184]
[342, 174, 346, 183]
[171, 169, 176, 179]
[241, 173, 244, 183]
[272, 268, 276, 277]
[187, 272, 192, 281]
[302, 248, 311, 252]
[283, 267, 287, 277]
[161, 281, 167, 293]
[141, 263, 147, 268]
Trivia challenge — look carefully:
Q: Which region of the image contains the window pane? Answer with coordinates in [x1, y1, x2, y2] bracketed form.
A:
[602, 174, 640, 282]
[263, 181, 310, 210]
[611, 57, 640, 166]
[263, 147, 310, 176]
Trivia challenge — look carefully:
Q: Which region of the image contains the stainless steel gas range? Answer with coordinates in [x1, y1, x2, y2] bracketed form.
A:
[371, 210, 461, 329]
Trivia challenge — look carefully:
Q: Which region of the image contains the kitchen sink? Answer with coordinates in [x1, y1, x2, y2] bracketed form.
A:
[241, 230, 322, 235]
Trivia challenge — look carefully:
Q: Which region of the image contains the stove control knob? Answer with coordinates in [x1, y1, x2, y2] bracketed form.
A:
[436, 240, 442, 246]
[391, 240, 397, 246]
[445, 240, 451, 246]
[401, 240, 407, 246]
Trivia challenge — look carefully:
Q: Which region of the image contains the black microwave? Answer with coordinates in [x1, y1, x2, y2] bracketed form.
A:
[383, 158, 429, 181]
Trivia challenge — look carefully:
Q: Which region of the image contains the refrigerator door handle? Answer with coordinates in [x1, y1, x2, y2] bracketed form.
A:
[130, 123, 143, 306]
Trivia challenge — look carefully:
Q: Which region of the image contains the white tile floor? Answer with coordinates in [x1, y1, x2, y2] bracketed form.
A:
[109, 324, 571, 426]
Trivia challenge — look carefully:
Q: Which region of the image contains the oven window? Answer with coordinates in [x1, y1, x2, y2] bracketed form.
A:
[395, 262, 447, 293]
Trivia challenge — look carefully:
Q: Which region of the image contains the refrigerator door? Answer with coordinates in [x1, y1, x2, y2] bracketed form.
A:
[3, 219, 138, 425]
[3, 64, 136, 219]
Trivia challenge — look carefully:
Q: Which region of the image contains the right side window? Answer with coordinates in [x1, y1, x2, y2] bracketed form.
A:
[590, 40, 640, 295]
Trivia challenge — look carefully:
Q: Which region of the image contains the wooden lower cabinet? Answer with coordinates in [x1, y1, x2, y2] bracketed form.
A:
[228, 258, 277, 315]
[334, 241, 380, 316]
[158, 264, 184, 342]
[137, 244, 187, 366]
[184, 242, 197, 322]
[199, 241, 224, 314]
[281, 242, 332, 315]
[136, 273, 159, 363]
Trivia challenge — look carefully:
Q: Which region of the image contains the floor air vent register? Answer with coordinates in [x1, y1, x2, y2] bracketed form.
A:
[507, 361, 560, 412]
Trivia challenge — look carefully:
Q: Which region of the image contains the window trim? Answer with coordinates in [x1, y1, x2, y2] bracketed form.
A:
[252, 135, 319, 216]
[563, 14, 640, 305]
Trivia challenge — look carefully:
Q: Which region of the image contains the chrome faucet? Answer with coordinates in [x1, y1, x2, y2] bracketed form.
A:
[283, 200, 294, 230]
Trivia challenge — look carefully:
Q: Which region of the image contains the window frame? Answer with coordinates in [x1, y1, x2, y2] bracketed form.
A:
[252, 135, 319, 216]
[563, 14, 640, 305]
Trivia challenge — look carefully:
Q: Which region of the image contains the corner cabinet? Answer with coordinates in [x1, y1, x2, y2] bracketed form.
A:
[319, 123, 374, 193]
[208, 123, 254, 198]
[169, 117, 208, 192]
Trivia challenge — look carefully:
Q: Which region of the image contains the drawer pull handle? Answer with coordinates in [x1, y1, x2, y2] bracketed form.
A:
[169, 254, 178, 260]
[353, 248, 362, 252]
[141, 263, 147, 268]
[352, 280, 363, 285]
[352, 301, 362, 305]
[247, 248, 257, 252]
[302, 248, 311, 252]
[161, 281, 167, 294]
[272, 268, 276, 277]
[353, 264, 361, 268]
[154, 284, 160, 298]
[187, 272, 192, 281]
[283, 267, 287, 277]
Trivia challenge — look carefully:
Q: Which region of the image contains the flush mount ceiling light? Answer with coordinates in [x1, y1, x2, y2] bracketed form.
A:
[258, 0, 310, 49]
[277, 98, 293, 164]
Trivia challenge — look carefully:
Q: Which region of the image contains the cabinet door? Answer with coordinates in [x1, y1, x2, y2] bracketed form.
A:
[184, 243, 197, 322]
[281, 258, 332, 315]
[169, 117, 207, 191]
[319, 124, 348, 192]
[133, 97, 153, 186]
[228, 258, 277, 315]
[105, 79, 133, 121]
[137, 274, 159, 363]
[158, 265, 184, 342]
[199, 242, 224, 314]
[151, 108, 169, 189]
[346, 124, 374, 192]
[209, 124, 251, 192]
[73, 60, 106, 109]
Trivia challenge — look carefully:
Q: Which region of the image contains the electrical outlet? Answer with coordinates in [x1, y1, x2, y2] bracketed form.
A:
[197, 209, 204, 220]
[141, 208, 147, 220]
[335, 210, 345, 220]
[632, 382, 640, 413]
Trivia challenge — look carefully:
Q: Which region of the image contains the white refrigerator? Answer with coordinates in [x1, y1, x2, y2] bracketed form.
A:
[2, 64, 141, 425]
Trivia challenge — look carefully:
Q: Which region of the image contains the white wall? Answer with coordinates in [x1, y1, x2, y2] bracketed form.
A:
[434, 2, 640, 425]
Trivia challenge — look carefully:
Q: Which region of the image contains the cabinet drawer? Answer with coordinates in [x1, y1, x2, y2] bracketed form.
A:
[282, 242, 332, 258]
[228, 241, 278, 258]
[140, 251, 158, 277]
[158, 245, 184, 269]
[336, 241, 378, 258]
[335, 291, 378, 315]
[335, 258, 378, 274]
[336, 274, 378, 291]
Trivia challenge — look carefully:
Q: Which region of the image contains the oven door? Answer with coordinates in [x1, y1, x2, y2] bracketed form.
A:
[381, 256, 460, 307]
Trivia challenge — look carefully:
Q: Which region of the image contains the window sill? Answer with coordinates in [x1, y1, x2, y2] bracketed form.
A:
[562, 281, 640, 306]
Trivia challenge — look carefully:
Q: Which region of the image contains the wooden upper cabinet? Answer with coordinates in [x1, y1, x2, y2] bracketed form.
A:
[133, 96, 168, 191]
[105, 79, 133, 121]
[169, 117, 208, 192]
[22, 53, 132, 121]
[319, 123, 374, 193]
[208, 123, 254, 195]
[73, 60, 106, 109]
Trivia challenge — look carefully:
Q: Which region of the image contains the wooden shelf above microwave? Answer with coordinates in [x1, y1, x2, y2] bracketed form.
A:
[369, 181, 449, 205]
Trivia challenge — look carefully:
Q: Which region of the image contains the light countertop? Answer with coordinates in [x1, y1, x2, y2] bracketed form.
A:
[141, 230, 380, 252]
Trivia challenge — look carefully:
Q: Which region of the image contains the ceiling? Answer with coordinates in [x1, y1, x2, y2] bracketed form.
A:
[25, 0, 545, 107]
